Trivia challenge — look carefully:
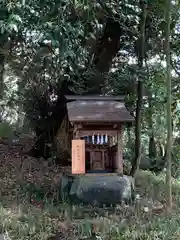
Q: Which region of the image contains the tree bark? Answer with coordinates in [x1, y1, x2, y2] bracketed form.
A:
[165, 0, 172, 212]
[148, 95, 157, 159]
[0, 37, 10, 98]
[29, 81, 75, 160]
[0, 55, 5, 98]
[131, 1, 147, 176]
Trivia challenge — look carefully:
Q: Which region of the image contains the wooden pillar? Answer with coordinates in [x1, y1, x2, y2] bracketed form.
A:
[73, 124, 81, 139]
[109, 136, 113, 147]
[116, 125, 123, 175]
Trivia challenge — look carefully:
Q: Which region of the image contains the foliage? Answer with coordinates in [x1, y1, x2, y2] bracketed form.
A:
[0, 0, 179, 163]
[0, 121, 13, 138]
[1, 147, 180, 239]
[0, 0, 180, 238]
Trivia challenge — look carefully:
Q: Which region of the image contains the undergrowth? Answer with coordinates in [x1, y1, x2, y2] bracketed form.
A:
[0, 152, 180, 239]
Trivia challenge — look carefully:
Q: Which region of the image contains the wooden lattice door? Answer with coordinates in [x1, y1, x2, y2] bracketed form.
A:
[91, 151, 104, 170]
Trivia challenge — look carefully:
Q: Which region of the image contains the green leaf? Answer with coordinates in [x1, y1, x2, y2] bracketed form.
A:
[8, 23, 18, 32]
[0, 26, 5, 34]
[9, 14, 22, 23]
[22, 0, 26, 6]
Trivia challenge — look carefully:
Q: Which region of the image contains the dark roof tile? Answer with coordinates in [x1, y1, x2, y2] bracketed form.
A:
[67, 100, 134, 123]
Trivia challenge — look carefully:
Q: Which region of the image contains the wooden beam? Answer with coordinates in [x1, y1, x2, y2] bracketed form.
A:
[73, 125, 77, 139]
[79, 130, 118, 137]
[65, 95, 125, 101]
[116, 126, 123, 175]
[77, 125, 119, 130]
[73, 124, 81, 139]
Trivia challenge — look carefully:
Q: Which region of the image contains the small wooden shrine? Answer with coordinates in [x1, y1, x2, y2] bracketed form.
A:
[65, 95, 134, 175]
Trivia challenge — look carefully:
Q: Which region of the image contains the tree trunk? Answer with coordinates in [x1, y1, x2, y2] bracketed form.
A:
[0, 38, 8, 99]
[131, 1, 147, 176]
[165, 0, 172, 212]
[148, 95, 157, 159]
[29, 82, 75, 160]
[0, 55, 5, 98]
[29, 94, 67, 159]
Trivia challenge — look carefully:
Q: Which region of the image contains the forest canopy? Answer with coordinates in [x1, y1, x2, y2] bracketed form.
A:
[0, 0, 179, 176]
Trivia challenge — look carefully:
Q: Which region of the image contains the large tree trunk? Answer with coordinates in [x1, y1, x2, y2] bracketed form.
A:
[165, 0, 172, 212]
[130, 1, 147, 176]
[29, 82, 74, 160]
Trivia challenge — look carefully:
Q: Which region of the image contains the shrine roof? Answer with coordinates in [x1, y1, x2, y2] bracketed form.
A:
[66, 96, 134, 123]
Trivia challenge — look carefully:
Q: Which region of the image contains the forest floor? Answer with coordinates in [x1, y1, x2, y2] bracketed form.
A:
[0, 142, 180, 239]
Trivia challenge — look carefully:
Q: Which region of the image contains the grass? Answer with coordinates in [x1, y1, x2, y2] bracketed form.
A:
[0, 150, 180, 239]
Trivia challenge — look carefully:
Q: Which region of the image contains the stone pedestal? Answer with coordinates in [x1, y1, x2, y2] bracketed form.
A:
[61, 174, 135, 206]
